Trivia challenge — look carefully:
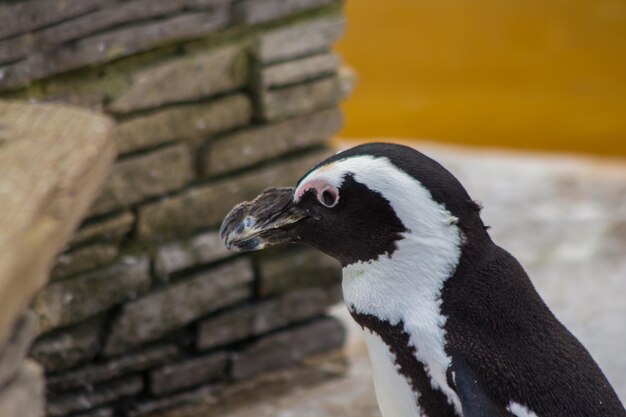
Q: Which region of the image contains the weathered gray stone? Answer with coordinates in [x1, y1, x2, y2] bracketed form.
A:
[127, 383, 221, 417]
[29, 314, 106, 372]
[0, 360, 45, 417]
[70, 212, 135, 247]
[104, 258, 254, 355]
[138, 148, 332, 240]
[257, 246, 341, 296]
[204, 108, 342, 175]
[257, 15, 345, 63]
[0, 311, 38, 388]
[154, 231, 231, 277]
[73, 408, 114, 417]
[51, 243, 119, 281]
[114, 94, 252, 155]
[197, 284, 342, 350]
[0, 0, 220, 64]
[109, 45, 249, 114]
[261, 76, 342, 121]
[261, 53, 340, 88]
[47, 376, 143, 417]
[231, 317, 345, 380]
[150, 351, 228, 395]
[234, 0, 335, 24]
[90, 144, 193, 216]
[0, 0, 108, 40]
[0, 9, 230, 90]
[46, 344, 180, 392]
[32, 256, 150, 333]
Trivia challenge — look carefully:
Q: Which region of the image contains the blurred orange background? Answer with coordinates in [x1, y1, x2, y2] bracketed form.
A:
[335, 0, 626, 156]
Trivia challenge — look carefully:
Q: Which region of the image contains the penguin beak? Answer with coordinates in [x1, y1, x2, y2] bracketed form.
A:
[220, 187, 308, 252]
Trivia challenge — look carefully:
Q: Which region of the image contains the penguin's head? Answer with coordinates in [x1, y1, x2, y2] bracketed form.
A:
[221, 143, 488, 266]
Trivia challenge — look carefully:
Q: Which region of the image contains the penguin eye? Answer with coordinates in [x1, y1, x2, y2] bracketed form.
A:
[318, 186, 339, 208]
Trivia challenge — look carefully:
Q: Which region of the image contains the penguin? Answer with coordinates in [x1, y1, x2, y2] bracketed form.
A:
[220, 142, 625, 417]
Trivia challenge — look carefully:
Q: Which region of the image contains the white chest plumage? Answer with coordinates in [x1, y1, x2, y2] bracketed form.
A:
[362, 329, 424, 417]
[334, 156, 465, 416]
[297, 154, 465, 416]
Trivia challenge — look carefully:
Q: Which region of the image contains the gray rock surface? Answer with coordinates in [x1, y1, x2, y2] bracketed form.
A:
[29, 314, 106, 372]
[203, 108, 342, 176]
[0, 8, 230, 89]
[257, 15, 344, 63]
[114, 94, 251, 155]
[0, 0, 220, 65]
[260, 76, 342, 121]
[0, 0, 108, 40]
[91, 144, 193, 215]
[0, 360, 45, 417]
[0, 312, 38, 388]
[127, 383, 221, 417]
[257, 246, 341, 296]
[231, 316, 345, 380]
[154, 232, 232, 278]
[137, 148, 332, 240]
[70, 212, 135, 247]
[234, 0, 335, 24]
[46, 344, 180, 392]
[197, 285, 342, 350]
[104, 258, 254, 355]
[32, 256, 150, 333]
[47, 376, 143, 417]
[51, 244, 119, 281]
[108, 45, 248, 114]
[150, 351, 229, 395]
[261, 53, 340, 88]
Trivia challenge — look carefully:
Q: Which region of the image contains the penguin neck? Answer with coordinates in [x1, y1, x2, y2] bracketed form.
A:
[342, 223, 464, 414]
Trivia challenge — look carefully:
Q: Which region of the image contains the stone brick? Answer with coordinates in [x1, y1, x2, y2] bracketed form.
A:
[46, 344, 179, 393]
[32, 256, 150, 333]
[234, 0, 335, 24]
[257, 246, 341, 296]
[154, 231, 231, 277]
[0, 0, 108, 40]
[0, 360, 45, 417]
[47, 376, 143, 417]
[104, 258, 253, 355]
[231, 317, 345, 380]
[204, 108, 342, 176]
[70, 212, 134, 247]
[0, 0, 220, 64]
[137, 148, 332, 240]
[73, 408, 114, 417]
[260, 76, 342, 121]
[257, 15, 345, 63]
[126, 383, 221, 417]
[197, 285, 341, 350]
[261, 53, 340, 88]
[0, 312, 38, 388]
[150, 351, 228, 395]
[51, 244, 119, 281]
[0, 9, 230, 90]
[114, 94, 251, 155]
[109, 45, 249, 114]
[90, 144, 193, 215]
[29, 314, 106, 372]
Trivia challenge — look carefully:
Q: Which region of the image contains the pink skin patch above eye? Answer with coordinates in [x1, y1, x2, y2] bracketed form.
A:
[294, 179, 339, 207]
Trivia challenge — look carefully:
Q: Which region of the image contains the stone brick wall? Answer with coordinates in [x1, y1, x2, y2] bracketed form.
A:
[0, 1, 350, 416]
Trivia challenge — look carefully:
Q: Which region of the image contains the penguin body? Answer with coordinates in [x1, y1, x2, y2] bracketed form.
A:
[221, 143, 625, 417]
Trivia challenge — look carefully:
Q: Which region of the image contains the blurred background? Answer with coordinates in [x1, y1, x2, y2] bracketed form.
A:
[336, 0, 626, 156]
[0, 1, 624, 416]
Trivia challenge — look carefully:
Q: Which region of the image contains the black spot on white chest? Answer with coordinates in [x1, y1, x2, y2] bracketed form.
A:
[351, 311, 460, 417]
